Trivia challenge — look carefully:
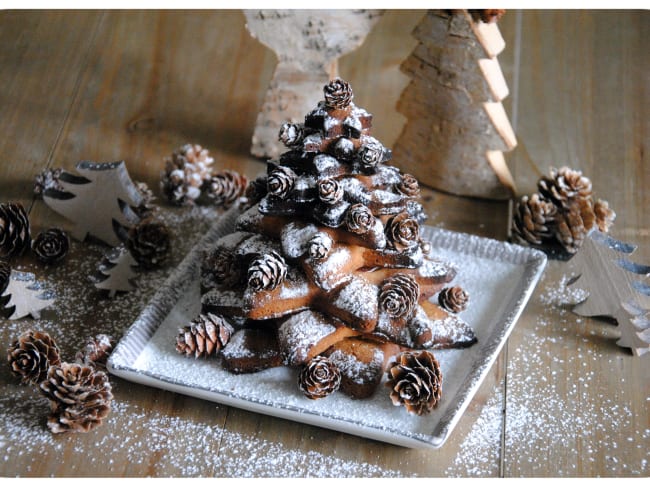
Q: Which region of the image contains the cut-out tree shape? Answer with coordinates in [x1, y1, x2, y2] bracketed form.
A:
[1, 270, 55, 320]
[569, 229, 650, 356]
[245, 9, 383, 159]
[91, 246, 139, 298]
[393, 9, 517, 200]
[43, 161, 143, 247]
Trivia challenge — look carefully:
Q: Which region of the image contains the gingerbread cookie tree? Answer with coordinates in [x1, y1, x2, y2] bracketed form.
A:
[393, 9, 517, 200]
[192, 79, 476, 410]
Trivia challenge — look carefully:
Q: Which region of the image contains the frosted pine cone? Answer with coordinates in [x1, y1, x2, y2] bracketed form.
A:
[323, 78, 353, 110]
[386, 351, 442, 416]
[126, 219, 171, 269]
[317, 178, 343, 205]
[0, 258, 10, 295]
[396, 174, 420, 198]
[379, 274, 420, 319]
[298, 356, 341, 400]
[594, 198, 616, 233]
[356, 138, 385, 171]
[176, 313, 234, 358]
[161, 143, 213, 206]
[554, 200, 592, 254]
[33, 168, 64, 197]
[247, 251, 287, 291]
[332, 137, 355, 161]
[134, 181, 156, 218]
[31, 228, 70, 264]
[511, 193, 557, 246]
[206, 170, 248, 208]
[438, 286, 469, 313]
[385, 212, 420, 251]
[308, 233, 333, 260]
[345, 204, 375, 235]
[0, 202, 31, 259]
[538, 166, 592, 210]
[267, 165, 296, 199]
[39, 362, 113, 434]
[75, 334, 115, 370]
[278, 123, 304, 148]
[8, 330, 61, 385]
[204, 247, 240, 287]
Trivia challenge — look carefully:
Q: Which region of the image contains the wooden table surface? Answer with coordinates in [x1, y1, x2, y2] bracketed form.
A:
[1, 10, 648, 477]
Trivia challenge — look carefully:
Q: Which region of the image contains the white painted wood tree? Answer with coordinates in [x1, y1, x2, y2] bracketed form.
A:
[393, 9, 517, 200]
[245, 9, 383, 159]
[569, 229, 650, 356]
[91, 246, 139, 298]
[1, 271, 55, 320]
[43, 161, 143, 247]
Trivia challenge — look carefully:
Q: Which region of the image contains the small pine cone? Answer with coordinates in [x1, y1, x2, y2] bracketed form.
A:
[134, 181, 156, 218]
[176, 313, 234, 358]
[385, 212, 420, 252]
[345, 204, 375, 235]
[323, 78, 354, 110]
[298, 356, 341, 400]
[438, 286, 469, 313]
[75, 334, 115, 370]
[356, 138, 385, 171]
[267, 165, 296, 199]
[204, 247, 240, 286]
[40, 362, 113, 434]
[278, 123, 304, 148]
[554, 201, 592, 254]
[0, 258, 10, 295]
[308, 233, 333, 260]
[379, 274, 420, 319]
[511, 193, 557, 246]
[33, 168, 64, 197]
[206, 170, 248, 208]
[126, 219, 171, 270]
[0, 202, 31, 259]
[244, 174, 268, 207]
[594, 198, 616, 233]
[538, 166, 592, 210]
[331, 137, 355, 161]
[468, 9, 506, 23]
[386, 351, 442, 416]
[247, 251, 287, 291]
[396, 174, 421, 198]
[31, 228, 70, 265]
[7, 330, 61, 385]
[317, 178, 343, 205]
[161, 143, 213, 206]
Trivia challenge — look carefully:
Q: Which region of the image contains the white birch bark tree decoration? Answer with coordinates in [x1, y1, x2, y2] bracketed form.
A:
[568, 229, 650, 356]
[43, 161, 143, 247]
[245, 9, 383, 160]
[91, 246, 139, 298]
[1, 271, 55, 320]
[393, 10, 517, 200]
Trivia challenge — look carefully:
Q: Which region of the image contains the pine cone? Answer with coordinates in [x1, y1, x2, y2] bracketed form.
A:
[298, 356, 341, 399]
[204, 247, 240, 287]
[323, 78, 354, 110]
[379, 274, 420, 319]
[126, 219, 171, 269]
[386, 351, 442, 416]
[134, 181, 156, 218]
[511, 193, 557, 246]
[267, 165, 296, 199]
[7, 330, 61, 385]
[0, 202, 31, 259]
[345, 204, 375, 235]
[385, 212, 420, 251]
[247, 251, 287, 291]
[438, 286, 469, 313]
[594, 198, 616, 233]
[278, 123, 304, 148]
[468, 9, 506, 23]
[554, 199, 592, 254]
[244, 175, 268, 207]
[331, 137, 355, 161]
[176, 313, 233, 358]
[39, 362, 113, 434]
[396, 174, 421, 198]
[356, 138, 385, 171]
[317, 178, 343, 205]
[538, 166, 592, 210]
[161, 143, 213, 206]
[0, 258, 10, 295]
[75, 334, 115, 370]
[206, 170, 248, 208]
[33, 168, 64, 197]
[308, 233, 333, 260]
[31, 228, 70, 264]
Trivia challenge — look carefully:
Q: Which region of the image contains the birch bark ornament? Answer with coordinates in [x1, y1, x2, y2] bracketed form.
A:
[91, 246, 138, 298]
[568, 229, 650, 356]
[43, 161, 143, 247]
[245, 9, 383, 159]
[393, 10, 517, 200]
[1, 270, 55, 320]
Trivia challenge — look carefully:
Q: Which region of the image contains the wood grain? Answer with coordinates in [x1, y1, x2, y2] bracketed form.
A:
[0, 9, 647, 477]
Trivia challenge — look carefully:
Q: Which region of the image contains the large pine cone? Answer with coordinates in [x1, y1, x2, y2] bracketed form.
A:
[386, 351, 443, 416]
[75, 334, 115, 370]
[40, 362, 113, 434]
[538, 166, 592, 210]
[379, 274, 420, 319]
[0, 202, 31, 259]
[0, 258, 10, 295]
[323, 78, 353, 110]
[7, 330, 61, 385]
[511, 193, 557, 246]
[298, 356, 341, 400]
[126, 219, 171, 269]
[438, 286, 469, 313]
[206, 170, 248, 208]
[161, 143, 214, 206]
[247, 251, 287, 291]
[31, 228, 70, 265]
[176, 313, 233, 358]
